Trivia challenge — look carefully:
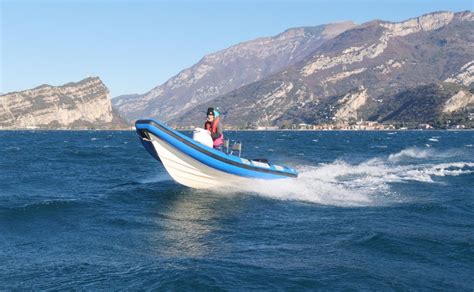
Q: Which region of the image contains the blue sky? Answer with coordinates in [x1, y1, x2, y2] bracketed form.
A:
[1, 0, 472, 97]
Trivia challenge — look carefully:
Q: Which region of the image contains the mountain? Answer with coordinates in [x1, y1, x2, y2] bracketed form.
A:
[369, 82, 473, 127]
[0, 77, 128, 129]
[170, 11, 474, 128]
[112, 21, 356, 121]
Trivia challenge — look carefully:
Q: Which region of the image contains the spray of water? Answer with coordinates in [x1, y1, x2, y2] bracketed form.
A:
[230, 147, 473, 207]
[138, 173, 172, 184]
[388, 147, 434, 162]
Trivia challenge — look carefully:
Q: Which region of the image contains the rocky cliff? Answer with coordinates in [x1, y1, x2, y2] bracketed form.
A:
[0, 77, 128, 129]
[112, 21, 356, 121]
[369, 83, 473, 125]
[170, 11, 474, 128]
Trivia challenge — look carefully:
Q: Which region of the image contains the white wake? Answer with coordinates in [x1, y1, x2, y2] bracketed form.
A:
[231, 147, 473, 207]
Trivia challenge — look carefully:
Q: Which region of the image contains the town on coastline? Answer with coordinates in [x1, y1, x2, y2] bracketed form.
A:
[174, 116, 474, 131]
[2, 114, 472, 131]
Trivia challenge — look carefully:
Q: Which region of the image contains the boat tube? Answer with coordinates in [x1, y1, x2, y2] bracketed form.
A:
[135, 119, 298, 189]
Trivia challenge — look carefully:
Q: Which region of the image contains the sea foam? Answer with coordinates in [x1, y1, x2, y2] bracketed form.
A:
[230, 148, 473, 207]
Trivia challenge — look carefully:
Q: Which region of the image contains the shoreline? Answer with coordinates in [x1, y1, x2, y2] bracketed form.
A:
[0, 128, 472, 132]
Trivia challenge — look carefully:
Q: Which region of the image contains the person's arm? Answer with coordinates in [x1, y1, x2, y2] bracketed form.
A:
[211, 122, 223, 139]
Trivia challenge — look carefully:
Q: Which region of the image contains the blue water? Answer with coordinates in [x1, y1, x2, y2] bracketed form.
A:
[1, 130, 473, 290]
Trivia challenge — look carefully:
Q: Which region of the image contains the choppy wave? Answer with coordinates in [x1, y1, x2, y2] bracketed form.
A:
[388, 147, 434, 161]
[229, 147, 473, 207]
[388, 147, 463, 162]
[1, 199, 80, 215]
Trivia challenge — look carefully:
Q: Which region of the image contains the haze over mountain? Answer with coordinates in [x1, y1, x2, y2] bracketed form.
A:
[167, 11, 473, 128]
[112, 21, 356, 122]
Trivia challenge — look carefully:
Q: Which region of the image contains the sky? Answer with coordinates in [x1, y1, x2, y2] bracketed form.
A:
[1, 0, 472, 97]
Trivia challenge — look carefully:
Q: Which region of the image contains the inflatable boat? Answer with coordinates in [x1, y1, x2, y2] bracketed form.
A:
[135, 119, 298, 189]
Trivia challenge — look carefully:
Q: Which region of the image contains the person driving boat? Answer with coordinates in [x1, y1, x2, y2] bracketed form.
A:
[204, 107, 224, 150]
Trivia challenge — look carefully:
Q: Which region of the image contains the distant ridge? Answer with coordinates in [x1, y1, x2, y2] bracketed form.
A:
[167, 11, 473, 129]
[112, 21, 356, 122]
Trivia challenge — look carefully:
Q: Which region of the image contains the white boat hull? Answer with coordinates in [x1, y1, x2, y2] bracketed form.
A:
[150, 135, 250, 189]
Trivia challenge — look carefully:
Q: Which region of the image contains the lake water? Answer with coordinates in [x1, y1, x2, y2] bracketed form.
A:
[1, 130, 473, 289]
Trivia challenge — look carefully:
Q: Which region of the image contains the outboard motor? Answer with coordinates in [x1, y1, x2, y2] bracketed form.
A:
[192, 128, 213, 148]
